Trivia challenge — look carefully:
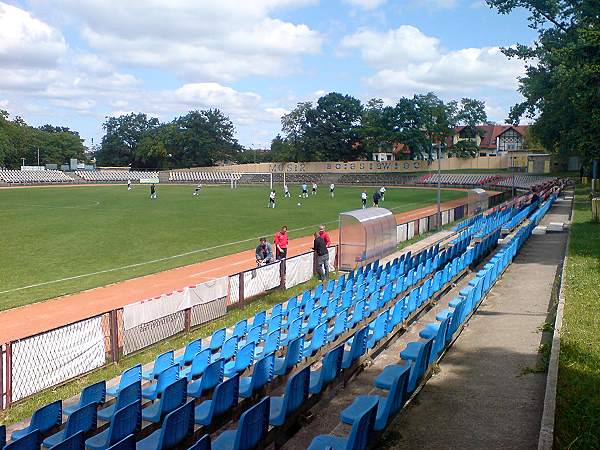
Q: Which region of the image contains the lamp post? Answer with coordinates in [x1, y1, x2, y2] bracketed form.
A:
[437, 142, 442, 231]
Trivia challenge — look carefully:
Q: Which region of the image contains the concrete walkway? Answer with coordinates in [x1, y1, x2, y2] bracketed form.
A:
[284, 197, 571, 450]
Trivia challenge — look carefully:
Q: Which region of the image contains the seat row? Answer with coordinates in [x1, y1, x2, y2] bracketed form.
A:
[169, 172, 242, 182]
[75, 171, 158, 182]
[0, 170, 74, 184]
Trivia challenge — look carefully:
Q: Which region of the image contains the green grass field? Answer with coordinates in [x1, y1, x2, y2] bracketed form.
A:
[0, 184, 465, 311]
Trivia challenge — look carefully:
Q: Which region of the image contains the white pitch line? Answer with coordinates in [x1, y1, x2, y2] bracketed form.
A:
[0, 219, 339, 295]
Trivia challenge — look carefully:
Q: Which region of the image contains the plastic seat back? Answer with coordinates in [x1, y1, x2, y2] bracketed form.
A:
[430, 317, 450, 363]
[148, 350, 175, 378]
[188, 434, 211, 450]
[149, 364, 179, 399]
[50, 431, 85, 450]
[158, 401, 195, 449]
[271, 304, 283, 319]
[262, 330, 280, 355]
[78, 380, 106, 410]
[408, 338, 434, 392]
[63, 402, 97, 438]
[5, 431, 40, 450]
[252, 310, 266, 329]
[159, 378, 188, 419]
[188, 348, 212, 379]
[232, 397, 270, 450]
[331, 308, 348, 339]
[245, 325, 262, 345]
[14, 399, 61, 438]
[267, 314, 282, 334]
[321, 345, 344, 386]
[305, 307, 321, 330]
[346, 393, 378, 450]
[286, 307, 301, 325]
[284, 337, 304, 372]
[384, 365, 410, 419]
[235, 342, 256, 373]
[117, 364, 142, 391]
[210, 328, 227, 352]
[213, 374, 240, 417]
[106, 401, 142, 446]
[284, 296, 298, 315]
[285, 318, 302, 343]
[308, 322, 327, 356]
[220, 336, 239, 361]
[199, 359, 225, 394]
[113, 381, 141, 413]
[252, 353, 275, 392]
[179, 339, 202, 365]
[282, 367, 310, 418]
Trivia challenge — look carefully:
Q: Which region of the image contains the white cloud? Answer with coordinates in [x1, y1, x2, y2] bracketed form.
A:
[343, 0, 387, 10]
[340, 26, 526, 95]
[47, 0, 322, 81]
[340, 26, 439, 66]
[0, 2, 67, 69]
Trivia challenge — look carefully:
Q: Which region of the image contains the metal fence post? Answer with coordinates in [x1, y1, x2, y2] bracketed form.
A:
[238, 272, 244, 304]
[5, 342, 12, 408]
[109, 310, 120, 363]
[184, 308, 192, 333]
[280, 260, 286, 290]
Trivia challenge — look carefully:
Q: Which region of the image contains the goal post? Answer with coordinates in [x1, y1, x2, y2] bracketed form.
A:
[233, 172, 273, 190]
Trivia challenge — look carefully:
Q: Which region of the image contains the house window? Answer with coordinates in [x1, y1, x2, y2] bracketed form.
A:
[497, 128, 523, 152]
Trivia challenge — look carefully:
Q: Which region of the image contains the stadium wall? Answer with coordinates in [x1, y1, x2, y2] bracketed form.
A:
[168, 155, 523, 175]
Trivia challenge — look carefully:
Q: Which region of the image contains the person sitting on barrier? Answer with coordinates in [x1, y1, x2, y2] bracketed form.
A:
[256, 237, 274, 266]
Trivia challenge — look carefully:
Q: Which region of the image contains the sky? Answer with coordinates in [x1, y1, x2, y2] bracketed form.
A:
[0, 0, 537, 150]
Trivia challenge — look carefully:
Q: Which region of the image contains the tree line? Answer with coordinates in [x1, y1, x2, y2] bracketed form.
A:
[271, 92, 488, 162]
[0, 110, 86, 169]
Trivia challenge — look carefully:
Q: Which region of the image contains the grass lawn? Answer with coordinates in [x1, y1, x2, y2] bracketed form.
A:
[555, 186, 600, 449]
[0, 184, 465, 310]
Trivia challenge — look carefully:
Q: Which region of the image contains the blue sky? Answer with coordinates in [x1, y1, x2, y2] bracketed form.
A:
[0, 0, 537, 150]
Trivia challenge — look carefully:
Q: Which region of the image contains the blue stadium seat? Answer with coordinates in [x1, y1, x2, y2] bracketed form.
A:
[325, 298, 338, 321]
[63, 380, 106, 416]
[224, 342, 255, 378]
[307, 398, 377, 450]
[282, 307, 301, 330]
[250, 311, 266, 330]
[188, 358, 224, 398]
[309, 345, 344, 394]
[0, 425, 5, 449]
[107, 364, 142, 397]
[5, 430, 40, 450]
[213, 336, 238, 362]
[195, 375, 240, 426]
[268, 304, 283, 322]
[327, 308, 348, 343]
[142, 378, 187, 423]
[374, 337, 433, 394]
[303, 322, 327, 357]
[280, 318, 302, 347]
[11, 400, 62, 441]
[142, 350, 174, 381]
[107, 435, 135, 450]
[240, 325, 262, 347]
[239, 352, 274, 398]
[137, 401, 195, 450]
[416, 316, 450, 364]
[350, 300, 365, 328]
[228, 320, 248, 341]
[254, 330, 280, 359]
[42, 403, 97, 448]
[174, 339, 202, 367]
[181, 348, 212, 381]
[367, 309, 389, 349]
[187, 434, 211, 450]
[341, 325, 368, 369]
[283, 296, 298, 317]
[48, 430, 85, 450]
[274, 337, 303, 376]
[340, 364, 409, 431]
[98, 381, 141, 422]
[269, 367, 310, 426]
[265, 314, 282, 335]
[85, 401, 141, 450]
[142, 364, 179, 401]
[302, 308, 323, 335]
[209, 328, 227, 353]
[212, 396, 270, 450]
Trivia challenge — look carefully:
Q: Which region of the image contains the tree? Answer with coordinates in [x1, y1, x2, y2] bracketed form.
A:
[270, 135, 295, 162]
[486, 0, 600, 164]
[359, 98, 389, 155]
[303, 92, 364, 161]
[281, 102, 312, 161]
[449, 98, 488, 158]
[414, 93, 458, 160]
[96, 113, 159, 166]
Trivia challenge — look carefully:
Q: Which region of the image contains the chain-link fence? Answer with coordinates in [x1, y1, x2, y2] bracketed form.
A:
[11, 315, 107, 401]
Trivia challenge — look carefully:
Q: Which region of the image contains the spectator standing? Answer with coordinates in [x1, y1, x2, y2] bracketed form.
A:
[319, 224, 331, 247]
[274, 225, 289, 260]
[313, 232, 329, 280]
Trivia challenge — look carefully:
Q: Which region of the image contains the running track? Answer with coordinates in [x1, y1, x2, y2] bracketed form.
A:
[0, 198, 469, 342]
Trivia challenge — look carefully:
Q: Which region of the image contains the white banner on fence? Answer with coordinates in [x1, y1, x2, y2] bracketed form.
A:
[407, 221, 415, 240]
[12, 316, 105, 401]
[449, 208, 455, 223]
[328, 246, 337, 272]
[229, 276, 240, 305]
[123, 277, 228, 330]
[285, 253, 313, 289]
[243, 261, 281, 298]
[442, 210, 449, 225]
[419, 218, 428, 235]
[397, 223, 408, 243]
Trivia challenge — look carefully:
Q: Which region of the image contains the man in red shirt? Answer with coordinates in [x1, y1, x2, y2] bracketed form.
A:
[319, 224, 331, 247]
[274, 225, 289, 260]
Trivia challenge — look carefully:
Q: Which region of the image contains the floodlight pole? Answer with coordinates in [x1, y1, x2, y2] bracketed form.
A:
[437, 142, 441, 231]
[37, 148, 40, 167]
[511, 154, 515, 200]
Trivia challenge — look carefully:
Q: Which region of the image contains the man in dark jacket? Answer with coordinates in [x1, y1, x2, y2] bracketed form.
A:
[313, 232, 329, 280]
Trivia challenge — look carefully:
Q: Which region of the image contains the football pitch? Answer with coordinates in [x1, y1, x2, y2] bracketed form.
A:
[0, 184, 466, 311]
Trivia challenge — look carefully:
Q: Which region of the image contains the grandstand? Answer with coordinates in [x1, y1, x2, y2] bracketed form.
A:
[76, 170, 159, 182]
[0, 177, 566, 449]
[169, 171, 242, 183]
[0, 170, 74, 184]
